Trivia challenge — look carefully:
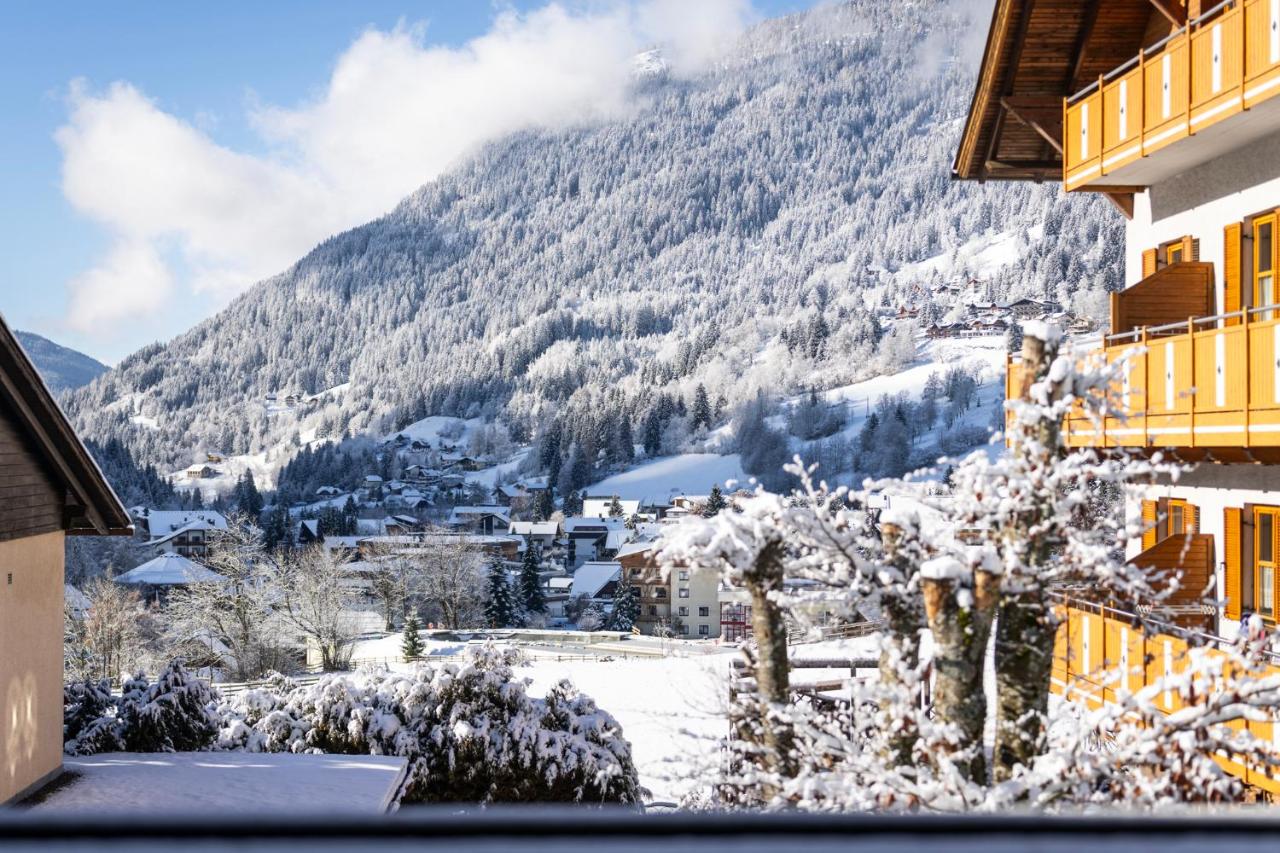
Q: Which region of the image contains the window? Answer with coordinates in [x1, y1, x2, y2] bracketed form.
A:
[679, 587, 690, 598]
[698, 625, 710, 636]
[648, 605, 658, 616]
[681, 624, 689, 635]
[1166, 243, 1183, 264]
[678, 606, 688, 617]
[1168, 498, 1193, 536]
[698, 606, 710, 617]
[678, 570, 689, 581]
[629, 568, 641, 578]
[654, 588, 667, 599]
[1256, 213, 1277, 319]
[1256, 507, 1279, 618]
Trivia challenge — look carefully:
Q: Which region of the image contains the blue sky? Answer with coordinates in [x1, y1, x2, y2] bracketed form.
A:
[0, 1, 817, 364]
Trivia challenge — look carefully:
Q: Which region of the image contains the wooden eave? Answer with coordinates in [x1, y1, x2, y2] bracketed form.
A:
[952, 0, 1155, 184]
[0, 313, 132, 536]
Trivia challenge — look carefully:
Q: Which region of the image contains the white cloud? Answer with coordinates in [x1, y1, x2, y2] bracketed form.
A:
[54, 0, 757, 337]
[66, 238, 173, 331]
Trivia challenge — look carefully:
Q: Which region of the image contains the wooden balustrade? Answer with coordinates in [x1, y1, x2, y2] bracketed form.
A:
[1064, 0, 1280, 189]
[1053, 599, 1280, 794]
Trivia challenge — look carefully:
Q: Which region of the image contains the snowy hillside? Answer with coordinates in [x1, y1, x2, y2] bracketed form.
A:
[64, 0, 1117, 497]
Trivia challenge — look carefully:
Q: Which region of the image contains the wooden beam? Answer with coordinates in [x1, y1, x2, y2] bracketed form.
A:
[1073, 185, 1145, 194]
[1147, 0, 1186, 27]
[1066, 0, 1104, 92]
[1106, 192, 1135, 219]
[999, 96, 1064, 154]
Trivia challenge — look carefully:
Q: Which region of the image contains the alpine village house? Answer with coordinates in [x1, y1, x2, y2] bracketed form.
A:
[0, 315, 132, 803]
[955, 0, 1280, 795]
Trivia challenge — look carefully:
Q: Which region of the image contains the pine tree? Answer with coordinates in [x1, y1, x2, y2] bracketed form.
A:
[609, 582, 640, 631]
[563, 490, 583, 516]
[519, 546, 545, 615]
[692, 384, 712, 430]
[703, 485, 727, 516]
[532, 487, 554, 521]
[484, 558, 515, 627]
[643, 410, 662, 457]
[608, 495, 624, 517]
[401, 611, 425, 661]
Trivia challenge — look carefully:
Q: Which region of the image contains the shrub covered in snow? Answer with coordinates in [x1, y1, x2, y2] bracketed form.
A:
[64, 661, 219, 755]
[216, 646, 644, 805]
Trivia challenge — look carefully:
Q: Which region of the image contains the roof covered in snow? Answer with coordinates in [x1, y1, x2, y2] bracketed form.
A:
[572, 561, 621, 599]
[113, 554, 223, 586]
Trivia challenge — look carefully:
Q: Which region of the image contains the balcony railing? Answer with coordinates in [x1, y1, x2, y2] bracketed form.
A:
[1063, 0, 1280, 190]
[1006, 306, 1280, 450]
[1053, 594, 1280, 793]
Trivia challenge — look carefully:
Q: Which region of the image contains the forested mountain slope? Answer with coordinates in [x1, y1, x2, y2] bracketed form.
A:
[15, 329, 109, 393]
[65, 0, 1122, 477]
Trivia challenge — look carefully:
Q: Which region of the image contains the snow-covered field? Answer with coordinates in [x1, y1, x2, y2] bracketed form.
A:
[521, 655, 733, 803]
[586, 453, 748, 502]
[33, 753, 406, 813]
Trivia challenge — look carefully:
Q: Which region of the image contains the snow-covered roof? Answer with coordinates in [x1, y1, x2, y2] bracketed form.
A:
[509, 521, 560, 536]
[143, 510, 227, 535]
[298, 519, 320, 537]
[604, 530, 630, 551]
[497, 484, 529, 498]
[548, 577, 574, 591]
[581, 497, 642, 518]
[65, 583, 92, 615]
[364, 474, 383, 483]
[448, 506, 511, 525]
[614, 540, 656, 560]
[562, 516, 627, 533]
[114, 554, 223, 586]
[571, 561, 621, 599]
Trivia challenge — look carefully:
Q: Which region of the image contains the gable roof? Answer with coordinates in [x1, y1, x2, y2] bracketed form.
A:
[114, 553, 223, 586]
[0, 314, 131, 536]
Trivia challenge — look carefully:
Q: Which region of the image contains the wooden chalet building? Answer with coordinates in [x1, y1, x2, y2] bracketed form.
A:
[0, 315, 132, 802]
[957, 0, 1280, 796]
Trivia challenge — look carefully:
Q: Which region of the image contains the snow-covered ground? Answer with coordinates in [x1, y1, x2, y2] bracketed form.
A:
[521, 655, 733, 803]
[586, 453, 749, 502]
[32, 753, 406, 813]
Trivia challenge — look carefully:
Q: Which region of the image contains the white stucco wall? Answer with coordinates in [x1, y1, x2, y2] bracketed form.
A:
[1126, 130, 1280, 305]
[1134, 465, 1280, 641]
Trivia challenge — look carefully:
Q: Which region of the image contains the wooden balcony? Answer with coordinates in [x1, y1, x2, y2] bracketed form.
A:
[1109, 262, 1215, 336]
[1053, 596, 1280, 794]
[1063, 0, 1280, 191]
[1006, 306, 1280, 456]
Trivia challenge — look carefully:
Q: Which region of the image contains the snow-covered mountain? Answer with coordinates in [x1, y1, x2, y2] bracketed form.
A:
[64, 0, 1121, 489]
[14, 329, 108, 393]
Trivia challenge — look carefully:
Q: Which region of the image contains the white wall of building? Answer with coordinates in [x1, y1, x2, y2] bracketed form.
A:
[1135, 464, 1280, 641]
[1126, 131, 1280, 304]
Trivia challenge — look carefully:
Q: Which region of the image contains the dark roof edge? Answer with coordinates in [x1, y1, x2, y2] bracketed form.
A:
[0, 312, 132, 536]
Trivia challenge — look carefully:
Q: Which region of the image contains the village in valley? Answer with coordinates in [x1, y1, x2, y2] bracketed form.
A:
[14, 0, 1280, 843]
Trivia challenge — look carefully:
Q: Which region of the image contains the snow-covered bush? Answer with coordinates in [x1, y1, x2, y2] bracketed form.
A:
[217, 646, 644, 804]
[64, 661, 219, 755]
[63, 679, 124, 756]
[117, 661, 220, 752]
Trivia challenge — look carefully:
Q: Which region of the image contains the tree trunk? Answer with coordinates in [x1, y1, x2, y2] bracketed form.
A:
[991, 327, 1065, 783]
[992, 590, 1055, 780]
[743, 540, 797, 782]
[878, 520, 924, 768]
[921, 567, 998, 783]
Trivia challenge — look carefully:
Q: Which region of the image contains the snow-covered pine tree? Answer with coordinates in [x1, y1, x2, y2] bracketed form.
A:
[608, 582, 639, 632]
[703, 485, 727, 516]
[117, 661, 220, 753]
[532, 486, 554, 521]
[401, 611, 425, 661]
[608, 495, 624, 517]
[518, 546, 545, 617]
[484, 558, 515, 627]
[692, 384, 712, 431]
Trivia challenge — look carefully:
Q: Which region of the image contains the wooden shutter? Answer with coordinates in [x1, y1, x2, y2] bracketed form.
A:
[1225, 507, 1242, 621]
[1225, 222, 1242, 325]
[1191, 503, 1200, 534]
[1142, 499, 1158, 550]
[1184, 235, 1199, 261]
[1142, 248, 1158, 278]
